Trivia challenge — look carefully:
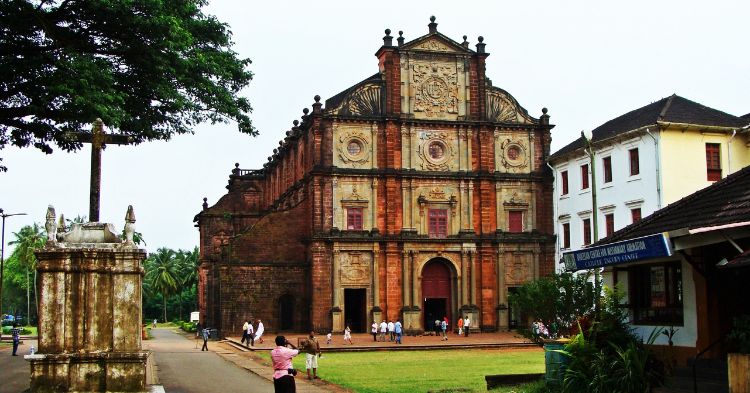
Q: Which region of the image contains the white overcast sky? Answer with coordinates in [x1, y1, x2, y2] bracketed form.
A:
[1, 0, 748, 255]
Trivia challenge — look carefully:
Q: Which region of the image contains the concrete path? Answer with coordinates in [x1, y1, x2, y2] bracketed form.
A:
[144, 329, 274, 393]
[0, 338, 36, 393]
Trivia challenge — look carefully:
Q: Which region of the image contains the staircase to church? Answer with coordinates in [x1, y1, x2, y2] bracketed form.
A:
[655, 358, 728, 393]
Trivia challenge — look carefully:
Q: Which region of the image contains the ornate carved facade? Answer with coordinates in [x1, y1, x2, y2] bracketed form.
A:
[195, 17, 556, 336]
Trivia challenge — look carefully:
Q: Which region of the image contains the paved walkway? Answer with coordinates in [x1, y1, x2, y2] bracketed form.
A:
[144, 329, 275, 393]
[0, 338, 37, 393]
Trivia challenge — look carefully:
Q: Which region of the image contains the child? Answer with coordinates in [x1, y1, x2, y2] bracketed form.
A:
[343, 325, 352, 345]
[326, 332, 332, 345]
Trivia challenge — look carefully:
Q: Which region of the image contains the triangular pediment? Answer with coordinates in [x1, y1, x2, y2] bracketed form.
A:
[402, 33, 473, 54]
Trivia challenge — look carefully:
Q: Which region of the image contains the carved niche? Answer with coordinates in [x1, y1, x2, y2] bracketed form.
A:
[337, 129, 371, 168]
[333, 84, 383, 116]
[340, 251, 371, 286]
[497, 137, 530, 173]
[417, 131, 456, 171]
[412, 61, 458, 118]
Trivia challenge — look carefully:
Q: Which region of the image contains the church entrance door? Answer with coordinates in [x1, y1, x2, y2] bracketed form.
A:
[422, 259, 452, 330]
[279, 294, 295, 331]
[344, 288, 367, 333]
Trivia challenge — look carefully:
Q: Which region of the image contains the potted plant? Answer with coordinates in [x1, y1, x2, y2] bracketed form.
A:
[727, 314, 750, 392]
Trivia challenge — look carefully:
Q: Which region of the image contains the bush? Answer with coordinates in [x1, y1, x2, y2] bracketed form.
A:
[178, 320, 197, 333]
[1, 326, 32, 335]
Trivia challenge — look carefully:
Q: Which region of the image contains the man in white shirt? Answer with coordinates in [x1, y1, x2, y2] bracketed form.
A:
[246, 320, 255, 346]
[387, 320, 395, 342]
[241, 320, 249, 345]
[463, 316, 471, 337]
[379, 320, 387, 342]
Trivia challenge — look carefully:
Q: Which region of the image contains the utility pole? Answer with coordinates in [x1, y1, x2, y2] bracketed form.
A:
[0, 208, 27, 340]
[581, 131, 600, 311]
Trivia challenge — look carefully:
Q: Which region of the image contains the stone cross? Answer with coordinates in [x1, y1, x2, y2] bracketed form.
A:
[65, 119, 132, 222]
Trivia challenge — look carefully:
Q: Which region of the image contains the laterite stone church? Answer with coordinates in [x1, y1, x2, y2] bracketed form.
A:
[195, 17, 556, 336]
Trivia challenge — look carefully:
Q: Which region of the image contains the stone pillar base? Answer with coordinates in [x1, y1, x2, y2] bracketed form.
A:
[402, 307, 421, 335]
[371, 308, 382, 330]
[460, 305, 480, 333]
[26, 351, 150, 393]
[496, 306, 509, 331]
[331, 308, 343, 333]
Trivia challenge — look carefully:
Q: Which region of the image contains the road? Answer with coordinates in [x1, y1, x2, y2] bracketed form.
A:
[0, 338, 37, 393]
[145, 329, 274, 393]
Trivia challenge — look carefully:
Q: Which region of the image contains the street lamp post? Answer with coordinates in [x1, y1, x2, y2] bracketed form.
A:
[0, 208, 28, 340]
[581, 131, 601, 311]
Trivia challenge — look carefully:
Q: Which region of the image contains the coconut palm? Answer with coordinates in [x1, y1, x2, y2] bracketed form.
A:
[144, 248, 179, 323]
[8, 223, 46, 323]
[174, 248, 199, 321]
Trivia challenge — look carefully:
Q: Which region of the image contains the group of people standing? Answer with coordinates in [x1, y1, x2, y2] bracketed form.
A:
[372, 319, 403, 343]
[240, 319, 265, 347]
[435, 316, 472, 338]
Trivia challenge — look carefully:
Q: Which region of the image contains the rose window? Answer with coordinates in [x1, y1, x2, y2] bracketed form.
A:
[347, 140, 362, 156]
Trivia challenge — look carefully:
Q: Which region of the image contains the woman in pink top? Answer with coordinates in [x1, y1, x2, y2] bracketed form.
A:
[271, 335, 299, 393]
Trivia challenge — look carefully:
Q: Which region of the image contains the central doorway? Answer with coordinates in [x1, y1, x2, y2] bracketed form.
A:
[422, 259, 452, 330]
[344, 288, 367, 333]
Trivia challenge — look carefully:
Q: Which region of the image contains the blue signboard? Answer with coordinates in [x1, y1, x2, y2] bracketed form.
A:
[562, 233, 672, 271]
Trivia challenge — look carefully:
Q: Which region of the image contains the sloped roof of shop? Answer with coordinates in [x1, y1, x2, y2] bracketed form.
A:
[549, 95, 747, 161]
[596, 164, 750, 245]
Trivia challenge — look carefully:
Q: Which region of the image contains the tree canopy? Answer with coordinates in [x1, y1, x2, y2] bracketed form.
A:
[0, 0, 254, 171]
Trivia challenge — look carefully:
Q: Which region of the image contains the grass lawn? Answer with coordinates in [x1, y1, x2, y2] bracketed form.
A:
[260, 348, 544, 393]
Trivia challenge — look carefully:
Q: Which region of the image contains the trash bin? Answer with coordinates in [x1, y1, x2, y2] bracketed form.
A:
[544, 339, 570, 385]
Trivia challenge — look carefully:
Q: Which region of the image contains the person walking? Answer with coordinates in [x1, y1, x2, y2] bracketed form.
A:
[379, 320, 387, 342]
[434, 319, 441, 336]
[463, 316, 470, 337]
[371, 321, 378, 342]
[440, 318, 448, 341]
[271, 335, 299, 393]
[255, 319, 265, 344]
[241, 320, 249, 345]
[394, 320, 403, 344]
[201, 327, 210, 351]
[387, 320, 395, 342]
[343, 325, 353, 345]
[11, 323, 21, 356]
[304, 331, 321, 380]
[457, 316, 464, 336]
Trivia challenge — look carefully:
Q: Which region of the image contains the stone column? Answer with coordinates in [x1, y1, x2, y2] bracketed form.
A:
[371, 248, 382, 324]
[28, 206, 149, 393]
[370, 122, 378, 169]
[332, 177, 339, 229]
[411, 252, 419, 307]
[459, 181, 466, 231]
[461, 251, 468, 306]
[401, 250, 410, 307]
[468, 182, 474, 232]
[332, 249, 343, 332]
[371, 178, 378, 232]
[409, 182, 416, 230]
[401, 183, 409, 230]
[457, 126, 464, 171]
[496, 249, 508, 331]
[470, 251, 477, 306]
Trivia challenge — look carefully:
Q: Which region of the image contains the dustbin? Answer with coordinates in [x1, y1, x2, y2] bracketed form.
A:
[543, 339, 570, 385]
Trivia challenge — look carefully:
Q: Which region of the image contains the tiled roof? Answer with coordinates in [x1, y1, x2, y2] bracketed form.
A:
[549, 95, 747, 162]
[596, 164, 750, 245]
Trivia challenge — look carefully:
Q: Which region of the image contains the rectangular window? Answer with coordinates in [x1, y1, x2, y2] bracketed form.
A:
[603, 156, 612, 183]
[706, 143, 721, 181]
[581, 164, 589, 190]
[562, 223, 570, 249]
[631, 208, 642, 223]
[561, 171, 569, 195]
[508, 211, 523, 232]
[582, 218, 591, 245]
[629, 262, 683, 325]
[629, 148, 640, 176]
[428, 209, 448, 238]
[605, 213, 614, 237]
[346, 207, 363, 230]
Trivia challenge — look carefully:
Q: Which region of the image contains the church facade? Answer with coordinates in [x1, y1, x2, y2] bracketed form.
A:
[195, 18, 556, 336]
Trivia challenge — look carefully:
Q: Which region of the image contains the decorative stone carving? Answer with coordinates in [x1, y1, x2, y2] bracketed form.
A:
[45, 205, 57, 246]
[123, 205, 136, 246]
[417, 131, 456, 171]
[428, 186, 447, 200]
[486, 87, 535, 124]
[337, 130, 371, 167]
[412, 62, 458, 118]
[334, 84, 383, 116]
[340, 252, 371, 285]
[498, 137, 529, 172]
[415, 38, 454, 52]
[504, 191, 528, 206]
[506, 253, 532, 285]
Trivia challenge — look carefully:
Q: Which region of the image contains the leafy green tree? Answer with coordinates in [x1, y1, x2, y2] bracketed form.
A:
[144, 248, 179, 323]
[0, 0, 254, 171]
[174, 247, 198, 320]
[8, 224, 46, 323]
[509, 272, 596, 339]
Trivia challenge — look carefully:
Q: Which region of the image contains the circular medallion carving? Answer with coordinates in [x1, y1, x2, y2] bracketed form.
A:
[500, 139, 528, 169]
[347, 140, 362, 156]
[423, 77, 448, 100]
[428, 141, 445, 160]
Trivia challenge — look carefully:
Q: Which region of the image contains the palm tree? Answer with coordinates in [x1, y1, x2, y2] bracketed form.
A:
[8, 224, 46, 323]
[145, 248, 179, 323]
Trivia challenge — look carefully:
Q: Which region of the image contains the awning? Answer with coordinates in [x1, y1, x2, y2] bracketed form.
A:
[562, 233, 673, 272]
